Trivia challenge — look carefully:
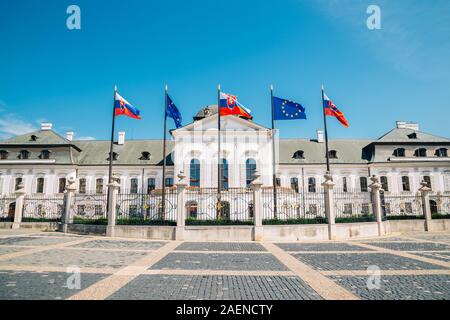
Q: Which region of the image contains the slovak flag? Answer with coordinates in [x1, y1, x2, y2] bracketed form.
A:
[323, 93, 349, 128]
[219, 92, 252, 120]
[114, 92, 142, 120]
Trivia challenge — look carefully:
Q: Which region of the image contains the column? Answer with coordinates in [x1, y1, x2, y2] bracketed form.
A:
[106, 177, 120, 237]
[175, 171, 187, 241]
[321, 173, 336, 240]
[12, 182, 26, 229]
[251, 170, 263, 241]
[419, 181, 432, 232]
[369, 175, 384, 236]
[61, 177, 77, 233]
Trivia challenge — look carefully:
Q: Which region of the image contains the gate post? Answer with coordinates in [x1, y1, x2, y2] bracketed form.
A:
[369, 175, 384, 236]
[62, 177, 77, 233]
[321, 173, 336, 240]
[175, 172, 187, 241]
[12, 183, 26, 229]
[251, 171, 263, 241]
[419, 181, 432, 232]
[106, 177, 120, 237]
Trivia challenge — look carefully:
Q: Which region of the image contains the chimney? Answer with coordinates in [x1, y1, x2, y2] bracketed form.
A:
[41, 123, 53, 131]
[317, 130, 325, 143]
[396, 121, 419, 131]
[65, 131, 74, 141]
[118, 131, 125, 145]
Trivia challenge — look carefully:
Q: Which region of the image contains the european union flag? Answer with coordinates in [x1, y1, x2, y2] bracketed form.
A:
[273, 96, 306, 120]
[166, 94, 182, 128]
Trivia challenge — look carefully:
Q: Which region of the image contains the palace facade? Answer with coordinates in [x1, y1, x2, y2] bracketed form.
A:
[0, 105, 449, 196]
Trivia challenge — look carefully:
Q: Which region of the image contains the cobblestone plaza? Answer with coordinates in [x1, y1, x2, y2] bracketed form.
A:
[0, 230, 449, 300]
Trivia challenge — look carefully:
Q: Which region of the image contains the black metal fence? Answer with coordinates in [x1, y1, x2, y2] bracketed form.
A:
[116, 188, 177, 225]
[0, 195, 15, 222]
[334, 189, 375, 223]
[22, 195, 64, 222]
[429, 193, 450, 218]
[71, 192, 108, 225]
[185, 187, 254, 225]
[381, 191, 424, 220]
[262, 187, 327, 224]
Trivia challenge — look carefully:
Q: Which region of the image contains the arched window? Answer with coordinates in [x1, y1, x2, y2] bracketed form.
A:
[40, 150, 51, 160]
[190, 159, 201, 187]
[402, 176, 410, 192]
[245, 158, 257, 186]
[380, 176, 389, 192]
[18, 150, 30, 160]
[423, 176, 432, 189]
[308, 177, 316, 193]
[407, 133, 417, 139]
[360, 177, 368, 192]
[36, 178, 44, 194]
[185, 201, 198, 219]
[293, 150, 304, 159]
[328, 150, 338, 159]
[414, 148, 427, 157]
[393, 148, 405, 157]
[140, 151, 151, 160]
[436, 148, 448, 157]
[220, 159, 229, 190]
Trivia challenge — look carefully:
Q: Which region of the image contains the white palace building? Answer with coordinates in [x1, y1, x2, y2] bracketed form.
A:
[0, 105, 449, 198]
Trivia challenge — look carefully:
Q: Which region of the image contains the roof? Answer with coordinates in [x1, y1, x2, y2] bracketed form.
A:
[73, 140, 174, 165]
[376, 128, 450, 143]
[279, 139, 372, 164]
[0, 130, 80, 149]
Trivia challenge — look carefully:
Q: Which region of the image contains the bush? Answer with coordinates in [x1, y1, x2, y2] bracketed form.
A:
[21, 218, 61, 223]
[263, 218, 327, 225]
[385, 215, 424, 221]
[186, 218, 253, 226]
[431, 213, 450, 220]
[116, 217, 176, 226]
[335, 215, 375, 224]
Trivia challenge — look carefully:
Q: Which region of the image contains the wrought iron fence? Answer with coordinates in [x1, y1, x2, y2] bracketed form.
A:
[185, 187, 254, 225]
[334, 189, 375, 223]
[429, 193, 450, 218]
[116, 188, 177, 225]
[262, 187, 327, 225]
[71, 192, 108, 225]
[0, 195, 15, 222]
[380, 191, 424, 220]
[22, 195, 64, 222]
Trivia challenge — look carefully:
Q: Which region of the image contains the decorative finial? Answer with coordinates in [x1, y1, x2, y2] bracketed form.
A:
[270, 84, 273, 91]
[218, 83, 221, 90]
[165, 83, 168, 91]
[114, 84, 117, 92]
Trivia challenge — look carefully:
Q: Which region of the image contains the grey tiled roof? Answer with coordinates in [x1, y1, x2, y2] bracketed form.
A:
[0, 130, 75, 146]
[376, 128, 450, 143]
[73, 140, 174, 166]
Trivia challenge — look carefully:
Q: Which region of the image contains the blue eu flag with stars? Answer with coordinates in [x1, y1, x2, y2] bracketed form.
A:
[273, 96, 306, 120]
[166, 94, 182, 128]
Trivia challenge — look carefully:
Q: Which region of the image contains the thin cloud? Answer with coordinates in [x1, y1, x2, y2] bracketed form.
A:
[77, 136, 96, 141]
[0, 113, 38, 140]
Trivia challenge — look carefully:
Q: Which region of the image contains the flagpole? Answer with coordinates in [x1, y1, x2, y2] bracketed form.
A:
[321, 85, 331, 173]
[161, 84, 168, 218]
[108, 85, 117, 184]
[217, 83, 222, 218]
[270, 85, 278, 218]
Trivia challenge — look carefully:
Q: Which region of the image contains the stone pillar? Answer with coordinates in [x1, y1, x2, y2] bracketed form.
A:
[175, 171, 187, 241]
[369, 175, 384, 236]
[12, 183, 26, 229]
[419, 181, 432, 232]
[61, 177, 77, 233]
[321, 173, 336, 240]
[251, 171, 263, 241]
[106, 178, 120, 237]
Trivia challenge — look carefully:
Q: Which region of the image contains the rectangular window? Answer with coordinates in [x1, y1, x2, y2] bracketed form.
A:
[402, 176, 410, 192]
[147, 178, 155, 193]
[423, 176, 432, 190]
[360, 177, 368, 192]
[15, 177, 23, 191]
[343, 177, 348, 192]
[58, 178, 66, 193]
[79, 178, 86, 194]
[308, 178, 316, 193]
[290, 177, 299, 193]
[36, 178, 44, 193]
[96, 178, 104, 194]
[165, 178, 174, 187]
[380, 176, 389, 192]
[275, 178, 281, 187]
[130, 178, 138, 194]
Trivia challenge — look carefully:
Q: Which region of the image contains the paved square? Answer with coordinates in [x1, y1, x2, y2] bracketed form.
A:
[150, 252, 288, 271]
[108, 275, 322, 300]
[0, 230, 449, 300]
[292, 253, 446, 270]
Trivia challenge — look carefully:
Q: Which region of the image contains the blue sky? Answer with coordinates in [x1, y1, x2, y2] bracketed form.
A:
[0, 0, 449, 141]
